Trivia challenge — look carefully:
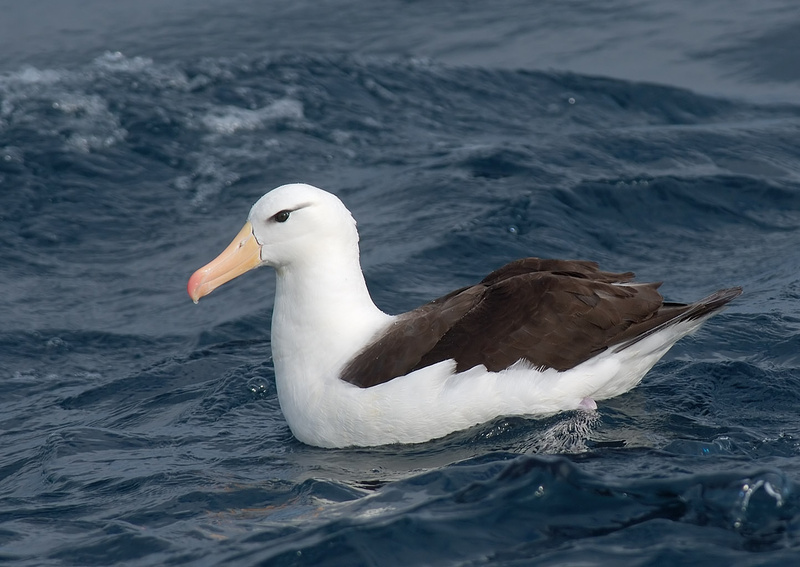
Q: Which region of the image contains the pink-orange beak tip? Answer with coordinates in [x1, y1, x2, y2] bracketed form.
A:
[187, 270, 203, 304]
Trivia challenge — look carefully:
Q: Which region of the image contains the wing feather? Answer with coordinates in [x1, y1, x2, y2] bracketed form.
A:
[339, 258, 738, 388]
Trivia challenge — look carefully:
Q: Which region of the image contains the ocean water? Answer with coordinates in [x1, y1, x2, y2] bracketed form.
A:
[2, 1, 800, 565]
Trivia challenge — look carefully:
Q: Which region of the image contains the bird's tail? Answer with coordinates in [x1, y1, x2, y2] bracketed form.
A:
[617, 286, 742, 352]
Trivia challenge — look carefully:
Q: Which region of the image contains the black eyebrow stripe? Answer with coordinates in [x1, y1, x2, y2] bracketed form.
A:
[273, 202, 312, 216]
[270, 203, 313, 222]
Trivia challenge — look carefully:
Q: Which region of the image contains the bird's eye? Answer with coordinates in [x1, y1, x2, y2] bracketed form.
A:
[273, 210, 291, 223]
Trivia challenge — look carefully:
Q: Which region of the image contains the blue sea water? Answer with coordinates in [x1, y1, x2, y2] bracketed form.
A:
[2, 1, 800, 564]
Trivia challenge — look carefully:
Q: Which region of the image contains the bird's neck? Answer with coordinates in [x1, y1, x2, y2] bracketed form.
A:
[270, 251, 392, 386]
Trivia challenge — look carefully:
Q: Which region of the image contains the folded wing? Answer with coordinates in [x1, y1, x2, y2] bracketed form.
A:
[339, 258, 740, 388]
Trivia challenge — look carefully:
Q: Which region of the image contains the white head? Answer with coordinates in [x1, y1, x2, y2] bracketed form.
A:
[187, 183, 360, 302]
[248, 183, 359, 270]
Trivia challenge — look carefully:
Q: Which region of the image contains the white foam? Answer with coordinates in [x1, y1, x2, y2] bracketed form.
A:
[51, 94, 127, 153]
[91, 51, 191, 90]
[92, 51, 154, 73]
[201, 99, 304, 135]
[6, 66, 63, 86]
[0, 61, 132, 153]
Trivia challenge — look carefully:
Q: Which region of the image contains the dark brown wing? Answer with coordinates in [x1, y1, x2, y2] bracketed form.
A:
[337, 284, 485, 388]
[338, 258, 740, 388]
[412, 272, 667, 373]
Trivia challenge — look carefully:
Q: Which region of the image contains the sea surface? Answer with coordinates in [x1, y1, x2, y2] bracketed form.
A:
[2, 1, 800, 565]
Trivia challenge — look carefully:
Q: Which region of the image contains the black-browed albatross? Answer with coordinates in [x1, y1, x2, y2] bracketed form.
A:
[188, 183, 741, 448]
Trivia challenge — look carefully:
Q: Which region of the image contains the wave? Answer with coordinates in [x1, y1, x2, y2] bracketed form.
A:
[2, 49, 800, 566]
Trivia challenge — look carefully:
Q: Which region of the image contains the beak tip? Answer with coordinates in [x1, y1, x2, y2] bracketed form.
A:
[187, 270, 204, 303]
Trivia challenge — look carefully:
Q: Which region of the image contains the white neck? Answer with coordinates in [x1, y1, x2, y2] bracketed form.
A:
[269, 243, 393, 425]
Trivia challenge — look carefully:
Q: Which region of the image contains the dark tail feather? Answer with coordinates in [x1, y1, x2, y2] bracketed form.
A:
[618, 286, 742, 351]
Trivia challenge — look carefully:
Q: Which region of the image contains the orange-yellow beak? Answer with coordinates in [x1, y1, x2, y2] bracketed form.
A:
[187, 221, 262, 303]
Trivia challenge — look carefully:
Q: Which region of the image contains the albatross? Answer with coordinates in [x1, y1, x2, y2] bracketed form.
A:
[187, 183, 741, 448]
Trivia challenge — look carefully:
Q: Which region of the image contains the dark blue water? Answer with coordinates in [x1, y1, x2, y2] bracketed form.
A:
[2, 1, 800, 564]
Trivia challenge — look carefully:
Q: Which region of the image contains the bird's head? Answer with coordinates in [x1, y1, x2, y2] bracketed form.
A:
[187, 183, 358, 303]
